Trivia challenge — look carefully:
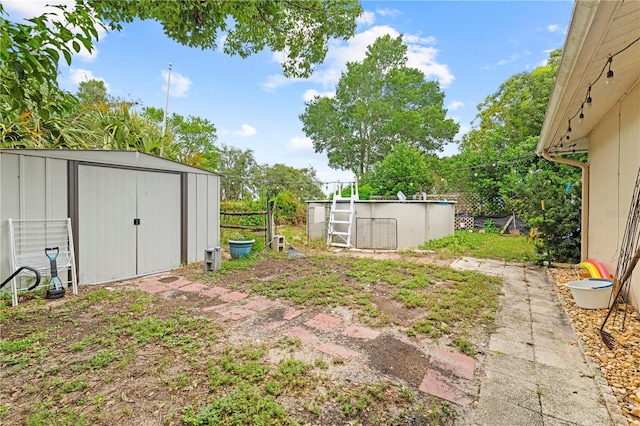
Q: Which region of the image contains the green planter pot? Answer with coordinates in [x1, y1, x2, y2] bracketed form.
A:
[228, 239, 255, 259]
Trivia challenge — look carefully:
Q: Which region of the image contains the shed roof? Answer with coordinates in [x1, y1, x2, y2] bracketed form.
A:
[0, 149, 219, 175]
[536, 0, 640, 156]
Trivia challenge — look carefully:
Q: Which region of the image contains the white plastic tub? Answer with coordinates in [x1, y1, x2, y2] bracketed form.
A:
[566, 278, 613, 309]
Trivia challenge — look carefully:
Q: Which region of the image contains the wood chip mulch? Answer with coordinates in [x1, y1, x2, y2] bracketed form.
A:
[549, 268, 640, 425]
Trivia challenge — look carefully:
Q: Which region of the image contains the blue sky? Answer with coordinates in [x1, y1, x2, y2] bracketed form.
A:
[3, 1, 574, 184]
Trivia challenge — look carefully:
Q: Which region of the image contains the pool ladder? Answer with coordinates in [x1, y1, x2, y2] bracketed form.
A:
[327, 182, 358, 248]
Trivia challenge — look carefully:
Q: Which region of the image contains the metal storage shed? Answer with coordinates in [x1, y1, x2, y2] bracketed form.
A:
[0, 149, 219, 287]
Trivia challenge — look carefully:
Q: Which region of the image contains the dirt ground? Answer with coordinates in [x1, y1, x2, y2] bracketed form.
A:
[9, 249, 638, 425]
[1, 251, 487, 426]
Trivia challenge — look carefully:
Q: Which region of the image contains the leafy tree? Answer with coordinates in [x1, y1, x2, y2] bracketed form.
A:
[300, 35, 459, 176]
[2, 0, 361, 145]
[511, 161, 582, 263]
[217, 144, 259, 200]
[1, 3, 102, 119]
[365, 142, 433, 198]
[143, 107, 218, 171]
[257, 164, 325, 201]
[443, 49, 562, 213]
[87, 0, 362, 78]
[77, 79, 108, 106]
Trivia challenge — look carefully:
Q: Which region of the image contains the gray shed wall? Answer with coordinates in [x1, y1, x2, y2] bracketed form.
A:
[0, 150, 219, 288]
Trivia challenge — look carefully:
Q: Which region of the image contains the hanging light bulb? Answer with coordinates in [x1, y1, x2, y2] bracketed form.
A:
[586, 85, 593, 107]
[579, 105, 585, 123]
[606, 56, 615, 84]
[567, 119, 572, 133]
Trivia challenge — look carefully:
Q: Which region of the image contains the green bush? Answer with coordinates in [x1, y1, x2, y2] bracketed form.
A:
[273, 191, 306, 226]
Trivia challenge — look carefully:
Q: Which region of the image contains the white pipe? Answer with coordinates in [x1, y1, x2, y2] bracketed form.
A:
[542, 150, 589, 260]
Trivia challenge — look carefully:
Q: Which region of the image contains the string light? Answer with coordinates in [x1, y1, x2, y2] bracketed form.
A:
[605, 56, 614, 84]
[548, 35, 640, 154]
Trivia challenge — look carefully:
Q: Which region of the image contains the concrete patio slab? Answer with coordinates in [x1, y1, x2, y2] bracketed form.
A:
[474, 396, 544, 426]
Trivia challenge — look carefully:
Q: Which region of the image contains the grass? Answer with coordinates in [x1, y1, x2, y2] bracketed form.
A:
[1, 228, 536, 424]
[420, 230, 536, 262]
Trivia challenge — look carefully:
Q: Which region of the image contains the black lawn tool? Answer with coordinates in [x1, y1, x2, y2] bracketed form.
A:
[0, 266, 41, 291]
[44, 247, 66, 299]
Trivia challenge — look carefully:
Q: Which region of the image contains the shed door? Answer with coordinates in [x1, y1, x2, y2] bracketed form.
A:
[78, 166, 181, 284]
[78, 166, 137, 283]
[136, 170, 181, 275]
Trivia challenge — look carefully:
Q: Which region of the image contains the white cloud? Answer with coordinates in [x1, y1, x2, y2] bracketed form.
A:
[68, 68, 110, 91]
[162, 69, 192, 98]
[455, 124, 471, 139]
[495, 54, 519, 67]
[234, 124, 257, 137]
[448, 101, 464, 111]
[546, 24, 560, 33]
[302, 89, 335, 102]
[1, 0, 73, 19]
[376, 7, 401, 18]
[357, 11, 375, 26]
[288, 136, 314, 152]
[262, 73, 292, 92]
[264, 24, 454, 91]
[405, 43, 454, 87]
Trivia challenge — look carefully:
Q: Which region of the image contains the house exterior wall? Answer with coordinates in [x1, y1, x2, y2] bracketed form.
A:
[588, 83, 640, 307]
[0, 150, 220, 289]
[306, 200, 455, 249]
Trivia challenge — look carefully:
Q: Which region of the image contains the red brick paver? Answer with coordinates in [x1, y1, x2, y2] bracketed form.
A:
[243, 299, 277, 312]
[316, 343, 360, 362]
[304, 313, 343, 331]
[283, 308, 304, 320]
[201, 286, 231, 298]
[164, 278, 193, 289]
[342, 325, 380, 340]
[219, 291, 249, 303]
[137, 280, 168, 294]
[263, 321, 287, 330]
[419, 369, 471, 406]
[179, 282, 208, 293]
[283, 327, 318, 345]
[430, 348, 476, 380]
[218, 307, 256, 321]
